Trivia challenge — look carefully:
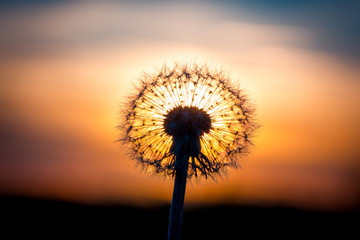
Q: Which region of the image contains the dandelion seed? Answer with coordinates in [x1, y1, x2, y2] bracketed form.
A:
[119, 62, 257, 240]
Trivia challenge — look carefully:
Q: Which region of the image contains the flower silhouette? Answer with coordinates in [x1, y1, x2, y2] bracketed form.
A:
[121, 62, 257, 179]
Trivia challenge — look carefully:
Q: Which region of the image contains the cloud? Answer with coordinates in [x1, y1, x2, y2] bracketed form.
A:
[0, 1, 312, 57]
[221, 0, 360, 61]
[1, 0, 358, 62]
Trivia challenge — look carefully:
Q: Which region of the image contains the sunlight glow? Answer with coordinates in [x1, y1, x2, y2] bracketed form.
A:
[123, 63, 257, 179]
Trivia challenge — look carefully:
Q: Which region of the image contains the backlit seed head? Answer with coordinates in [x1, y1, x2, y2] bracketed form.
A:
[119, 62, 258, 179]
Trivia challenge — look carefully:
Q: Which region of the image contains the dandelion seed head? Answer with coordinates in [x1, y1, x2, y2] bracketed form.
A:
[120, 62, 257, 179]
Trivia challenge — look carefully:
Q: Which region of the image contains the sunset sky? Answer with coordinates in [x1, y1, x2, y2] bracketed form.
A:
[0, 0, 359, 211]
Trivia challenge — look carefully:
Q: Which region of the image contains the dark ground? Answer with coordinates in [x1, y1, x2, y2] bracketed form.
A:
[0, 195, 358, 239]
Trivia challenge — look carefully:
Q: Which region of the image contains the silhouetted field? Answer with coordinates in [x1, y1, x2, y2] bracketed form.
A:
[0, 195, 358, 239]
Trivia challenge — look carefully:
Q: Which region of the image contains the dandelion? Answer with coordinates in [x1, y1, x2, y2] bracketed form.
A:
[119, 62, 257, 240]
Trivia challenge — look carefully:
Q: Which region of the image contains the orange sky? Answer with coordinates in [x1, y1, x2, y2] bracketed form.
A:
[0, 1, 359, 211]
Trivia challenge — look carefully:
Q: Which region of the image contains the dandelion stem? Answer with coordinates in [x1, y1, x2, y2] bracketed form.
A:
[168, 153, 189, 240]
